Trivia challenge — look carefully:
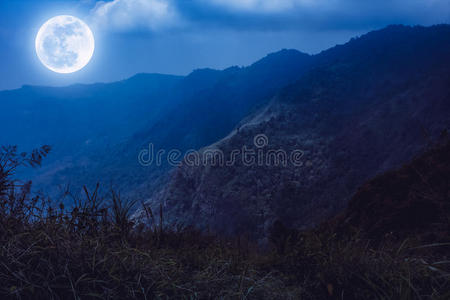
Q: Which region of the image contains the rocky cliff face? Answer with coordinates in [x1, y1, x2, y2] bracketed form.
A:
[146, 25, 450, 239]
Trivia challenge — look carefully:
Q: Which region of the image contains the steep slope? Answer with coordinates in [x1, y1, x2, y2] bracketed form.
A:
[334, 139, 450, 243]
[0, 71, 234, 195]
[1, 50, 313, 198]
[132, 49, 313, 152]
[73, 50, 314, 200]
[152, 25, 450, 238]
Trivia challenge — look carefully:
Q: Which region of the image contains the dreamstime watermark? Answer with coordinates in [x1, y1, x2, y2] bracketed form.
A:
[138, 134, 305, 168]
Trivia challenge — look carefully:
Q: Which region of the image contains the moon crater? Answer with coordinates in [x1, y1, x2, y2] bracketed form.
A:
[35, 15, 95, 74]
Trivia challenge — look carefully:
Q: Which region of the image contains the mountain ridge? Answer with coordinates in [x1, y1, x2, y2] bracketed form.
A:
[0, 47, 315, 200]
[1, 25, 449, 236]
[148, 24, 450, 238]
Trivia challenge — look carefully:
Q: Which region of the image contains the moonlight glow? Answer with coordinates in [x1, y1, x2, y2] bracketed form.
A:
[35, 15, 95, 74]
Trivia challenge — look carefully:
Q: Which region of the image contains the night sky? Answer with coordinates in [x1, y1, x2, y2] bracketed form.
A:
[0, 0, 448, 90]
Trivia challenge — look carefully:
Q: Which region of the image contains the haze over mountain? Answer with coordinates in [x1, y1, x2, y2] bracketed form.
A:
[2, 0, 450, 295]
[1, 25, 449, 239]
[0, 47, 313, 199]
[146, 25, 450, 238]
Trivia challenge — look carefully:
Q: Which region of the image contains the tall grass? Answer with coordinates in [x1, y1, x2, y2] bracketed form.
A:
[0, 146, 448, 299]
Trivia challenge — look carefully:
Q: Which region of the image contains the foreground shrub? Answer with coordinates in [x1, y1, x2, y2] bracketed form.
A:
[0, 146, 448, 299]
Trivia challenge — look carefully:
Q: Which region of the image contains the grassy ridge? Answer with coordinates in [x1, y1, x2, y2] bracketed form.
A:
[0, 146, 449, 299]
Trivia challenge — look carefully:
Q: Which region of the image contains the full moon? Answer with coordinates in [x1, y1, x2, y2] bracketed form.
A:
[35, 15, 95, 74]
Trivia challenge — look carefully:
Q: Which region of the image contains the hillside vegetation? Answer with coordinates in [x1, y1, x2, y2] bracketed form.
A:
[157, 25, 450, 238]
[0, 144, 448, 299]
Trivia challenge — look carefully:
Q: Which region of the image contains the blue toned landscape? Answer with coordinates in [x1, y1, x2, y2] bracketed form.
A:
[0, 1, 449, 299]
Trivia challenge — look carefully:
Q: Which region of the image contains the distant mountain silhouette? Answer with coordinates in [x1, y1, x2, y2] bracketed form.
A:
[0, 49, 313, 198]
[2, 25, 449, 239]
[148, 25, 450, 238]
[0, 73, 182, 156]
